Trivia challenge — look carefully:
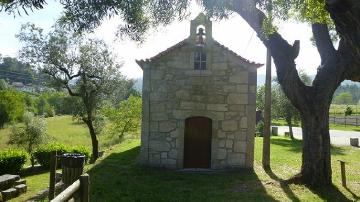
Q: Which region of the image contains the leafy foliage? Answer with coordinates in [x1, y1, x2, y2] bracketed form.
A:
[336, 84, 360, 104]
[33, 143, 90, 168]
[18, 23, 134, 161]
[344, 106, 353, 116]
[102, 95, 142, 140]
[334, 92, 353, 105]
[0, 79, 8, 90]
[0, 149, 28, 175]
[8, 111, 48, 167]
[0, 89, 25, 128]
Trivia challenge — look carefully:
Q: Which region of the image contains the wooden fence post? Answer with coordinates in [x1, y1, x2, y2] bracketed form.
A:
[49, 151, 57, 200]
[338, 160, 347, 187]
[80, 174, 90, 202]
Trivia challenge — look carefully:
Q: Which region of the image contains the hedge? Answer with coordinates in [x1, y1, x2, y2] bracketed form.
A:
[33, 143, 90, 168]
[0, 149, 28, 175]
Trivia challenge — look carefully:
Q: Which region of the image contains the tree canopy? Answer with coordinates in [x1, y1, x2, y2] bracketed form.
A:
[3, 0, 360, 186]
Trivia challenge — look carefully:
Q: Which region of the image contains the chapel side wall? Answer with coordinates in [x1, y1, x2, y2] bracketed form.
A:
[139, 64, 151, 164]
[144, 44, 257, 169]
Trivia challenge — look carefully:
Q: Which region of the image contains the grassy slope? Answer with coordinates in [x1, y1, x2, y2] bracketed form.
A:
[84, 137, 359, 202]
[13, 137, 360, 201]
[0, 115, 117, 150]
[5, 122, 359, 201]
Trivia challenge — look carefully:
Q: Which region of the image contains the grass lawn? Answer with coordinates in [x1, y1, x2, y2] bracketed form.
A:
[16, 136, 354, 202]
[272, 119, 360, 132]
[0, 115, 119, 150]
[84, 137, 359, 201]
[330, 104, 360, 115]
[8, 136, 360, 201]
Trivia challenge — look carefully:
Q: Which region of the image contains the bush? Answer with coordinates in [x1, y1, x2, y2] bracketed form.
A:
[33, 143, 90, 168]
[8, 111, 48, 167]
[0, 149, 28, 175]
[345, 106, 353, 116]
[256, 121, 264, 137]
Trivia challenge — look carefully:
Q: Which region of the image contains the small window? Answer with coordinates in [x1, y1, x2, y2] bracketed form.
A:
[194, 51, 206, 70]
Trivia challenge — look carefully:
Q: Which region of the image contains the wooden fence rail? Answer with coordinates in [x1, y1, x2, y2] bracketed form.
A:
[51, 173, 89, 202]
[329, 116, 360, 126]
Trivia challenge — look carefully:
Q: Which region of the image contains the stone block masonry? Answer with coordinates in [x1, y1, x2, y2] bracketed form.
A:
[136, 13, 260, 170]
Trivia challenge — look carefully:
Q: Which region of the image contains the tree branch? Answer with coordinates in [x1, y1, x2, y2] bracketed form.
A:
[325, 0, 360, 82]
[231, 0, 307, 110]
[311, 23, 336, 64]
[65, 83, 80, 96]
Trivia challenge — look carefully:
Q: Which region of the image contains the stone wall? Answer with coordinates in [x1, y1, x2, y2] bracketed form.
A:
[139, 42, 257, 169]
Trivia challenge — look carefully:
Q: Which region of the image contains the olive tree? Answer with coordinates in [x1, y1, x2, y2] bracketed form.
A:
[17, 24, 128, 162]
[4, 0, 360, 186]
[8, 111, 47, 167]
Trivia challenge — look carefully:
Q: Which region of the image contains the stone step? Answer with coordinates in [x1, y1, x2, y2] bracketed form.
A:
[0, 175, 20, 192]
[1, 187, 18, 201]
[14, 179, 26, 186]
[14, 184, 27, 195]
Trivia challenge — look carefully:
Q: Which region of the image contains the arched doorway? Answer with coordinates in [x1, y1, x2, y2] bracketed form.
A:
[183, 117, 212, 168]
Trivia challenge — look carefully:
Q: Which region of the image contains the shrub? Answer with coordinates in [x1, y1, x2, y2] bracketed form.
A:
[8, 111, 48, 167]
[256, 121, 264, 137]
[345, 106, 353, 116]
[0, 149, 28, 175]
[71, 146, 91, 162]
[33, 143, 90, 168]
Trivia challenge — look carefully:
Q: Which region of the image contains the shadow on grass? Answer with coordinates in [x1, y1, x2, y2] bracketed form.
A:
[87, 146, 277, 201]
[264, 168, 301, 202]
[270, 137, 346, 155]
[345, 187, 360, 200]
[265, 168, 353, 202]
[309, 184, 352, 201]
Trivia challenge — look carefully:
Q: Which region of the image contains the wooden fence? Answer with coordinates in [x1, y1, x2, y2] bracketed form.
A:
[48, 151, 90, 202]
[329, 116, 360, 126]
[51, 174, 89, 202]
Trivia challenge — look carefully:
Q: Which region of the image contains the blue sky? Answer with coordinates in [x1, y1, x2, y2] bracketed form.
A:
[0, 1, 322, 79]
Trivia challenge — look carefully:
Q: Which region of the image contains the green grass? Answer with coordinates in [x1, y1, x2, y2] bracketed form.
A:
[86, 137, 359, 201]
[0, 115, 119, 150]
[330, 104, 360, 115]
[7, 136, 360, 201]
[272, 119, 360, 132]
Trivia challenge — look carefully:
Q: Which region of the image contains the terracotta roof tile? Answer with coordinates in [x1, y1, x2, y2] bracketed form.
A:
[136, 38, 263, 68]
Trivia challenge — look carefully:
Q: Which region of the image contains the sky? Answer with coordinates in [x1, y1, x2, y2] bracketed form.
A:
[0, 1, 322, 79]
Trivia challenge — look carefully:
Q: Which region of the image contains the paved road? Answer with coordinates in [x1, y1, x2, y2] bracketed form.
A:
[276, 126, 360, 146]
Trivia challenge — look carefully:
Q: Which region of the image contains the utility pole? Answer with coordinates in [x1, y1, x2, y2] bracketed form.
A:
[262, 0, 272, 169]
[262, 49, 271, 169]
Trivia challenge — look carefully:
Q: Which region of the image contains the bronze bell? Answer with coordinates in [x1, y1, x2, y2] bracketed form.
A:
[196, 28, 205, 46]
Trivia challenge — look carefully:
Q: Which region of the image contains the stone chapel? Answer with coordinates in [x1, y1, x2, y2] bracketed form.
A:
[136, 13, 262, 169]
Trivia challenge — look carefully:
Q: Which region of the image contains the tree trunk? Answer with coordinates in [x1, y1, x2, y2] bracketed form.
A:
[286, 117, 294, 139]
[85, 119, 99, 163]
[296, 107, 332, 185]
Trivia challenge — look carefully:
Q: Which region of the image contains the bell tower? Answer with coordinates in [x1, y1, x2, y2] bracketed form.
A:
[190, 13, 213, 46]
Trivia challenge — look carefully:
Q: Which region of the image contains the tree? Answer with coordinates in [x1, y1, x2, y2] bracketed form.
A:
[60, 0, 358, 185]
[344, 106, 353, 116]
[17, 24, 130, 162]
[256, 85, 265, 112]
[4, 0, 360, 186]
[0, 89, 25, 128]
[0, 79, 8, 90]
[102, 95, 142, 140]
[334, 92, 353, 105]
[8, 111, 47, 167]
[273, 71, 312, 139]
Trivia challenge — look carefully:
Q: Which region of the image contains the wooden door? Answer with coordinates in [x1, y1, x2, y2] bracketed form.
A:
[183, 117, 212, 168]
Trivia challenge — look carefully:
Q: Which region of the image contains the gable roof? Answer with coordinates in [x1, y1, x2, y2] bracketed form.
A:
[136, 39, 263, 69]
